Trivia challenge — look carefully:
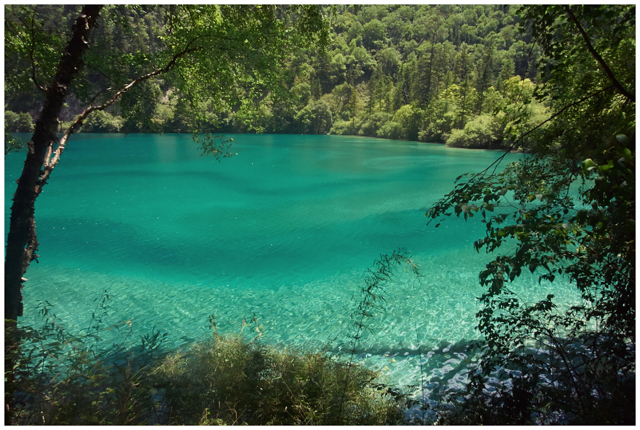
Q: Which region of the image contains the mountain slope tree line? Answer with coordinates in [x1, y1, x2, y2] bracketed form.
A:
[7, 5, 546, 150]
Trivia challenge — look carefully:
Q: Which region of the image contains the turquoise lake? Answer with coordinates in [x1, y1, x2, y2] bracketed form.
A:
[5, 133, 580, 390]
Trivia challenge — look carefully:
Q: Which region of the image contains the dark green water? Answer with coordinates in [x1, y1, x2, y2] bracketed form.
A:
[5, 133, 579, 388]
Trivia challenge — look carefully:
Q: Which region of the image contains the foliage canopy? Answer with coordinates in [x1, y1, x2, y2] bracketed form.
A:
[427, 5, 635, 424]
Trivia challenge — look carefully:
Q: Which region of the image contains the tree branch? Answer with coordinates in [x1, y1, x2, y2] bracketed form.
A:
[478, 85, 616, 178]
[513, 85, 615, 146]
[85, 62, 116, 89]
[30, 58, 46, 93]
[38, 41, 202, 191]
[87, 86, 112, 107]
[564, 5, 635, 103]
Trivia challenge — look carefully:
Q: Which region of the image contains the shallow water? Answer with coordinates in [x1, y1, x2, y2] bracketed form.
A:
[5, 133, 580, 390]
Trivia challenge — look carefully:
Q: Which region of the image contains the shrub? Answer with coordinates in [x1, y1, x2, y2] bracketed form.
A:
[6, 297, 164, 425]
[5, 110, 20, 131]
[80, 110, 123, 133]
[294, 99, 333, 134]
[5, 110, 34, 133]
[7, 297, 405, 425]
[391, 104, 421, 140]
[358, 111, 392, 137]
[446, 114, 504, 148]
[330, 119, 356, 135]
[376, 120, 403, 140]
[153, 336, 404, 425]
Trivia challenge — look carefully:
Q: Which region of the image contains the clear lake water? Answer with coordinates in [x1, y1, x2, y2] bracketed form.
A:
[5, 133, 581, 396]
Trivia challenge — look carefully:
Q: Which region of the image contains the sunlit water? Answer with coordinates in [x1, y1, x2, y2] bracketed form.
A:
[5, 133, 580, 398]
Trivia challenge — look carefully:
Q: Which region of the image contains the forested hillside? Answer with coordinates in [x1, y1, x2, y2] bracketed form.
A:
[6, 5, 546, 149]
[4, 4, 635, 425]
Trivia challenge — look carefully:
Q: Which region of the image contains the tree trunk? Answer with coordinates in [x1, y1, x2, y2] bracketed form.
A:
[5, 6, 101, 423]
[5, 5, 102, 322]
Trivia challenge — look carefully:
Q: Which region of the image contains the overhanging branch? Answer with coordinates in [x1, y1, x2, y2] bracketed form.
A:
[477, 85, 616, 178]
[564, 5, 635, 103]
[37, 41, 203, 193]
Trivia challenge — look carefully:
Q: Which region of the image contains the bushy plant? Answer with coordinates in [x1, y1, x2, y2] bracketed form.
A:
[376, 120, 403, 140]
[5, 110, 20, 132]
[446, 113, 504, 148]
[80, 110, 123, 133]
[5, 110, 34, 132]
[6, 294, 166, 425]
[428, 5, 635, 423]
[358, 111, 392, 136]
[330, 118, 356, 135]
[152, 336, 403, 425]
[391, 104, 422, 140]
[428, 138, 635, 424]
[295, 99, 333, 134]
[6, 293, 406, 425]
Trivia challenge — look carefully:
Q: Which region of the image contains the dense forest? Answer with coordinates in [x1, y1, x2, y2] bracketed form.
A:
[7, 5, 546, 149]
[5, 4, 635, 425]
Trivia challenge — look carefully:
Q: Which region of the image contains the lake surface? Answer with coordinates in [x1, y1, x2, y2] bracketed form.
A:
[5, 133, 580, 391]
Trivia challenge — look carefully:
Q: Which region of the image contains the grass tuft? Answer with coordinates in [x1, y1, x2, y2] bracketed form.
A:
[152, 335, 404, 425]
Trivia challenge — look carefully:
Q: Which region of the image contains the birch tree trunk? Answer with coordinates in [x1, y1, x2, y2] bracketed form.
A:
[5, 5, 102, 322]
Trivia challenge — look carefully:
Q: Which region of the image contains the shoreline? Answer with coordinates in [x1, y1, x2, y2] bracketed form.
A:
[8, 131, 516, 153]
